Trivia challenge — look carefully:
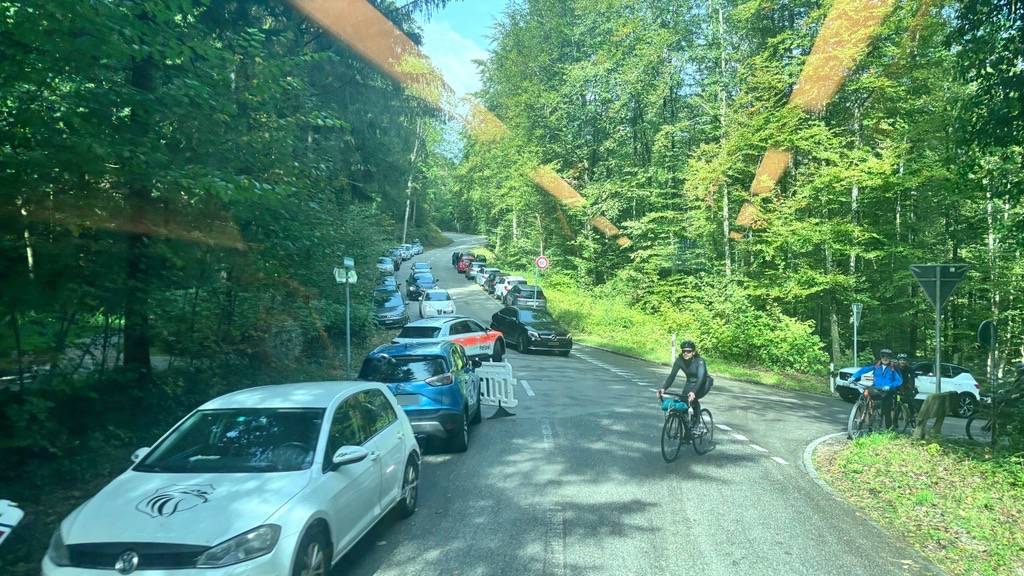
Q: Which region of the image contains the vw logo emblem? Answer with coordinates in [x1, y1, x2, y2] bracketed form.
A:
[114, 550, 139, 574]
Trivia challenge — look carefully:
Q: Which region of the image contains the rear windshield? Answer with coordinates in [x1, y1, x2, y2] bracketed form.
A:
[378, 257, 391, 265]
[359, 356, 447, 382]
[424, 291, 451, 301]
[397, 326, 442, 339]
[519, 289, 545, 299]
[374, 290, 404, 307]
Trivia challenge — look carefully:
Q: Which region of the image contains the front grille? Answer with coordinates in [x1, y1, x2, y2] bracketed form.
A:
[68, 542, 208, 570]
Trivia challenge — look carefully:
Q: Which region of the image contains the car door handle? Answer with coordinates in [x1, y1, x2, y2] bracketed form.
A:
[368, 451, 380, 461]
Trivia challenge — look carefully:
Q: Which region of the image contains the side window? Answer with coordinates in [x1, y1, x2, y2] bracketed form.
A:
[448, 322, 464, 335]
[467, 320, 485, 334]
[451, 347, 465, 372]
[324, 397, 367, 470]
[361, 389, 398, 437]
[943, 364, 963, 378]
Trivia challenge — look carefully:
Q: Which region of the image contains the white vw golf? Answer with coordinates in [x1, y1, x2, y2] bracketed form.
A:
[43, 381, 420, 576]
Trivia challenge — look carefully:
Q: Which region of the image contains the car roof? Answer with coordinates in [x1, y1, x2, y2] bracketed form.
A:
[423, 288, 449, 295]
[402, 316, 472, 327]
[371, 340, 454, 357]
[200, 381, 375, 409]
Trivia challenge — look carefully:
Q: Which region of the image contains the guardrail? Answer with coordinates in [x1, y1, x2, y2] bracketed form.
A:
[476, 361, 517, 417]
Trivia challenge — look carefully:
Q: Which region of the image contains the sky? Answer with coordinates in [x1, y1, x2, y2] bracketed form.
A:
[419, 0, 508, 98]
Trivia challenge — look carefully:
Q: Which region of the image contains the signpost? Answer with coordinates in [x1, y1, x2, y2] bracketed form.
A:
[978, 319, 997, 391]
[911, 264, 968, 393]
[852, 303, 863, 365]
[534, 255, 549, 288]
[335, 257, 357, 378]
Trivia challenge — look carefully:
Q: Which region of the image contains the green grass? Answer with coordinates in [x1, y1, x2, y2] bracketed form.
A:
[816, 434, 1024, 576]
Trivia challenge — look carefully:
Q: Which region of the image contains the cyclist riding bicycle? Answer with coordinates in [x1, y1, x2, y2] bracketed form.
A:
[894, 352, 918, 422]
[850, 348, 903, 430]
[658, 340, 713, 430]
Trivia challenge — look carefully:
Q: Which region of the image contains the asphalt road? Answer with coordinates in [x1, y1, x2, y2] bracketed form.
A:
[339, 234, 943, 576]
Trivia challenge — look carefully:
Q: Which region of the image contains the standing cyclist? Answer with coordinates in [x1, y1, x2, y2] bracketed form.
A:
[658, 340, 713, 429]
[895, 353, 918, 424]
[850, 348, 903, 429]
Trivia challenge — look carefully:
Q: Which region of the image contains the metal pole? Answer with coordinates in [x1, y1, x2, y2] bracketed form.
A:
[853, 316, 858, 365]
[935, 274, 942, 394]
[671, 333, 677, 362]
[345, 279, 351, 379]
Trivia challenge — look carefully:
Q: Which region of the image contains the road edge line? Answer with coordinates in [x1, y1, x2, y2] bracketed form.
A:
[800, 432, 847, 495]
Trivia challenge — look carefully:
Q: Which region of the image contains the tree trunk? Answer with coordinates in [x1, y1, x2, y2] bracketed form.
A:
[401, 119, 423, 244]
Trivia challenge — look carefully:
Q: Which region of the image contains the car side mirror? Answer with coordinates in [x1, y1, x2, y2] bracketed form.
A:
[471, 358, 483, 369]
[131, 447, 150, 463]
[331, 446, 369, 470]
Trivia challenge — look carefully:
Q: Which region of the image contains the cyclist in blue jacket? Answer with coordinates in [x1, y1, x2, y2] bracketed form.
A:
[850, 348, 903, 430]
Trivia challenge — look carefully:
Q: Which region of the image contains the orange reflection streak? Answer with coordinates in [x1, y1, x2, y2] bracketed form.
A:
[289, 0, 630, 246]
[741, 0, 896, 231]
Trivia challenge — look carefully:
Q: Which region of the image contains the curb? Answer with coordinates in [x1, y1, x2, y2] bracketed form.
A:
[801, 432, 848, 495]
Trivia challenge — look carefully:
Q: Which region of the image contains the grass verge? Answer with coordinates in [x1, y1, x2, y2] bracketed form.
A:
[815, 434, 1024, 576]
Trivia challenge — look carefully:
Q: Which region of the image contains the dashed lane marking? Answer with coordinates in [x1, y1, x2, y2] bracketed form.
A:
[715, 424, 732, 431]
[749, 443, 769, 453]
[771, 456, 789, 465]
[521, 379, 536, 397]
[731, 433, 749, 442]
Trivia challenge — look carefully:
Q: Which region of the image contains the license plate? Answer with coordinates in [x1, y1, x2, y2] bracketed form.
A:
[396, 395, 420, 406]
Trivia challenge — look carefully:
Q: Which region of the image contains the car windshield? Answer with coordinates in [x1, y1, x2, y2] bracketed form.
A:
[396, 326, 442, 339]
[134, 408, 323, 473]
[378, 257, 390, 265]
[424, 291, 451, 301]
[374, 290, 403, 308]
[519, 310, 556, 324]
[413, 274, 435, 284]
[358, 355, 447, 382]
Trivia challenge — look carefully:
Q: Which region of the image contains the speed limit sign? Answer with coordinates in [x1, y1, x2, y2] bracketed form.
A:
[535, 255, 549, 270]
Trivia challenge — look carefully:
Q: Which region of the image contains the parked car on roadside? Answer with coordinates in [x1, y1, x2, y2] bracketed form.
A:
[377, 256, 395, 274]
[377, 275, 399, 292]
[360, 341, 481, 452]
[411, 240, 423, 255]
[470, 253, 487, 264]
[373, 289, 409, 328]
[399, 244, 414, 260]
[466, 261, 486, 280]
[392, 317, 506, 362]
[405, 272, 438, 301]
[833, 361, 981, 416]
[504, 284, 547, 308]
[483, 272, 504, 295]
[490, 307, 572, 356]
[410, 262, 432, 274]
[419, 289, 456, 318]
[494, 276, 527, 300]
[43, 381, 421, 576]
[476, 267, 500, 286]
[456, 255, 475, 273]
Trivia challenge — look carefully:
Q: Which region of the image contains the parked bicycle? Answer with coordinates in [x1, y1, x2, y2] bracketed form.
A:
[965, 383, 1023, 446]
[658, 391, 714, 462]
[847, 384, 886, 439]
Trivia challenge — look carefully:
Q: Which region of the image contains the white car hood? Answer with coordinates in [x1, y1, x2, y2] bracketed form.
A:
[64, 470, 310, 545]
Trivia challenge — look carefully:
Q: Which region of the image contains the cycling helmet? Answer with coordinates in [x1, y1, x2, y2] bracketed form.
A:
[879, 348, 893, 358]
[896, 352, 908, 360]
[680, 340, 696, 352]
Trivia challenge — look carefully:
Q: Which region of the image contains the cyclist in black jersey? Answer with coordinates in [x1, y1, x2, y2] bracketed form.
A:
[658, 340, 713, 428]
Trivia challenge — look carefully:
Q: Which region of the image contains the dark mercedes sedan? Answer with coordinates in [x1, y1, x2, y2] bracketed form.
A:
[489, 306, 571, 355]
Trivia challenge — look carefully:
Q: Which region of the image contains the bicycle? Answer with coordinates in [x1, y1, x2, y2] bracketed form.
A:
[892, 391, 917, 433]
[659, 391, 714, 462]
[965, 386, 1023, 446]
[847, 384, 886, 439]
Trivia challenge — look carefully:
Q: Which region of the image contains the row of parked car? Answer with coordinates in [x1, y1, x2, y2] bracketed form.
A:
[43, 246, 496, 576]
[376, 240, 424, 276]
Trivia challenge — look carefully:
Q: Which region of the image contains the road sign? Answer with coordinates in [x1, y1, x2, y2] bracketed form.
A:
[343, 256, 354, 269]
[334, 268, 357, 284]
[535, 255, 549, 270]
[910, 264, 969, 309]
[852, 303, 862, 324]
[978, 320, 996, 350]
[852, 303, 863, 364]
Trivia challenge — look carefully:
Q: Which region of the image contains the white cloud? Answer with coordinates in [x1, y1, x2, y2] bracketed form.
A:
[420, 20, 489, 98]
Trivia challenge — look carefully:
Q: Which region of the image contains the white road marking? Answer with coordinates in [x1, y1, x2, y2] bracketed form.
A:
[749, 444, 769, 452]
[541, 419, 554, 449]
[521, 379, 536, 397]
[715, 424, 732, 431]
[544, 506, 566, 576]
[771, 456, 789, 465]
[731, 433, 749, 442]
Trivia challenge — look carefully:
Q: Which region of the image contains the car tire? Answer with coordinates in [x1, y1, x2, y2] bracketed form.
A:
[396, 456, 419, 519]
[491, 340, 505, 362]
[470, 396, 482, 425]
[954, 393, 977, 418]
[292, 527, 330, 576]
[557, 349, 570, 357]
[518, 334, 530, 354]
[447, 409, 469, 453]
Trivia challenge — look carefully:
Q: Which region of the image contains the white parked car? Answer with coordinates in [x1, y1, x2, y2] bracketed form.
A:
[411, 241, 423, 255]
[833, 361, 981, 416]
[43, 382, 420, 576]
[399, 244, 414, 260]
[419, 289, 456, 317]
[493, 276, 527, 300]
[476, 267, 500, 286]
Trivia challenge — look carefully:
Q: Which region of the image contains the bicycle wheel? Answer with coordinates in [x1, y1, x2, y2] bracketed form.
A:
[692, 409, 715, 455]
[661, 412, 684, 462]
[965, 415, 995, 444]
[847, 399, 869, 439]
[893, 403, 910, 433]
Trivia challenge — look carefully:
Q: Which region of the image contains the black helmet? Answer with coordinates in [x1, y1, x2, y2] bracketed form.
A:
[896, 352, 908, 360]
[879, 348, 893, 358]
[680, 340, 696, 353]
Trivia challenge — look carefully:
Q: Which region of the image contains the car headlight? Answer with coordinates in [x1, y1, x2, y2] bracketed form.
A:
[195, 525, 281, 568]
[528, 330, 540, 340]
[47, 527, 71, 566]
